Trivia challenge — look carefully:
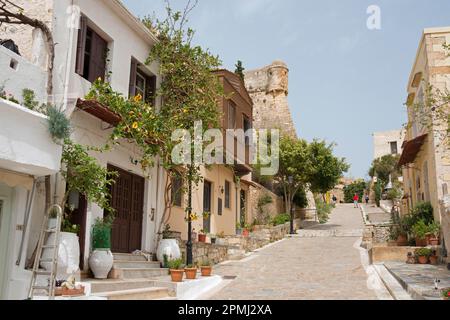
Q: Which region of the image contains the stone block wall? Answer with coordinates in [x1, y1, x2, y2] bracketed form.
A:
[0, 0, 53, 63]
[247, 183, 285, 224]
[243, 61, 297, 138]
[179, 220, 300, 265]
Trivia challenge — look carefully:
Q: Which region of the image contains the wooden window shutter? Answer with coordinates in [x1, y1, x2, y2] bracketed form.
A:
[129, 59, 138, 99]
[75, 15, 87, 76]
[146, 75, 156, 105]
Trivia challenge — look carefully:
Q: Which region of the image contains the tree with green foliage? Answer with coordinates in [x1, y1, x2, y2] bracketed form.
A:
[275, 136, 311, 215]
[344, 180, 367, 203]
[369, 154, 401, 187]
[307, 140, 349, 200]
[235, 60, 245, 80]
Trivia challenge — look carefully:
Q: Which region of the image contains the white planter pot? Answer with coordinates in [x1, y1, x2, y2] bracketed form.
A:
[89, 250, 114, 279]
[47, 218, 57, 229]
[157, 239, 181, 262]
[41, 232, 80, 279]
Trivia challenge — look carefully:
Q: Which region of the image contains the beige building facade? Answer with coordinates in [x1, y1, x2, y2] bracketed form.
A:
[399, 27, 450, 262]
[373, 129, 406, 160]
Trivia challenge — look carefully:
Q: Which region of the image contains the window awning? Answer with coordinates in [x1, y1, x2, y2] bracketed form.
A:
[398, 134, 428, 167]
[76, 99, 121, 126]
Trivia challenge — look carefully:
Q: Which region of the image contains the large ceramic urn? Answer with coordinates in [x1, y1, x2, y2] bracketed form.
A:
[156, 239, 181, 263]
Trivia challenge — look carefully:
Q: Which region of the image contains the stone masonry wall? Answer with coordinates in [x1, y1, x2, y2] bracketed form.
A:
[247, 183, 285, 224]
[243, 61, 297, 138]
[179, 220, 300, 265]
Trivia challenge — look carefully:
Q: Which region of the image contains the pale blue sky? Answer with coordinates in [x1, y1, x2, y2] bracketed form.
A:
[123, 0, 450, 178]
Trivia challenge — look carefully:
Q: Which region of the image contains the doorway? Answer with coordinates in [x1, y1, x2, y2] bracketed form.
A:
[203, 181, 212, 233]
[0, 183, 12, 299]
[107, 165, 145, 253]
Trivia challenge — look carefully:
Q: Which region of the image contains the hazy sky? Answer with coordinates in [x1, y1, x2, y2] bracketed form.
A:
[123, 0, 450, 178]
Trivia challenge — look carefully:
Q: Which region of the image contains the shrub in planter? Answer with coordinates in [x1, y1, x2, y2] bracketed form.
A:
[414, 248, 432, 264]
[168, 258, 185, 282]
[200, 259, 212, 277]
[184, 264, 198, 280]
[412, 220, 429, 247]
[427, 221, 440, 246]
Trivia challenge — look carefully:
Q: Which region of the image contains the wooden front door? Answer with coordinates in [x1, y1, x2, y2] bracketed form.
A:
[203, 181, 212, 233]
[108, 165, 145, 253]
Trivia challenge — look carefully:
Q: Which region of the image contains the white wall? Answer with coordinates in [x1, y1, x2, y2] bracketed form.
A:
[0, 99, 62, 176]
[0, 46, 48, 105]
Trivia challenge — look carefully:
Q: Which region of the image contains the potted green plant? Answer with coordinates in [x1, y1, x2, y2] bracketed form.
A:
[236, 223, 242, 235]
[198, 228, 208, 243]
[200, 259, 212, 277]
[414, 247, 432, 264]
[412, 220, 429, 247]
[88, 215, 115, 279]
[215, 231, 226, 245]
[168, 258, 185, 282]
[427, 221, 440, 246]
[184, 264, 198, 280]
[441, 288, 450, 300]
[429, 250, 439, 265]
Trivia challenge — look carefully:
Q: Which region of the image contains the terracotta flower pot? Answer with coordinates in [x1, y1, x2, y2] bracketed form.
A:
[397, 235, 408, 246]
[200, 266, 212, 277]
[185, 267, 197, 280]
[242, 229, 249, 237]
[429, 237, 440, 246]
[415, 237, 427, 247]
[170, 269, 184, 282]
[198, 234, 206, 243]
[418, 256, 429, 264]
[429, 255, 438, 265]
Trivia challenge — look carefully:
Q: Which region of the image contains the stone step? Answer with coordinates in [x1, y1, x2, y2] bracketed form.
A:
[93, 287, 170, 300]
[115, 268, 169, 280]
[88, 278, 161, 293]
[373, 264, 412, 300]
[113, 253, 149, 262]
[113, 260, 161, 269]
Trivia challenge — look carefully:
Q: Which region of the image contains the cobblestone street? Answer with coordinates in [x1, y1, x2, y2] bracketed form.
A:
[208, 204, 385, 300]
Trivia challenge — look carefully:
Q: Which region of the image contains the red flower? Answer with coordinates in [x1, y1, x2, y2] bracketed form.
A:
[447, 292, 450, 297]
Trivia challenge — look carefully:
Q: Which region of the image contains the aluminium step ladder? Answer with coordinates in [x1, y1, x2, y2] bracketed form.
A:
[28, 204, 63, 300]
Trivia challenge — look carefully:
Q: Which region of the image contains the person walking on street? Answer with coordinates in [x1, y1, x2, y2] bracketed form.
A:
[353, 194, 359, 208]
[365, 194, 369, 204]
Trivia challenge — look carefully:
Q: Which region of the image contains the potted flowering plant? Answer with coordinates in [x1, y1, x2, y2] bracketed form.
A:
[427, 221, 440, 246]
[414, 248, 432, 264]
[441, 288, 450, 300]
[168, 258, 185, 282]
[198, 228, 208, 243]
[200, 259, 212, 277]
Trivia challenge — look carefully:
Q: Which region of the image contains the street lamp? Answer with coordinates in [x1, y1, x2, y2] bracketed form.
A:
[288, 176, 295, 235]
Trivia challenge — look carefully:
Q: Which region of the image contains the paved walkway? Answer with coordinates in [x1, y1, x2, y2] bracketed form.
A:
[208, 204, 386, 300]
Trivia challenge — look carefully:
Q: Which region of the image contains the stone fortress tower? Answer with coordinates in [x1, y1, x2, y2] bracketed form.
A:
[243, 60, 297, 138]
